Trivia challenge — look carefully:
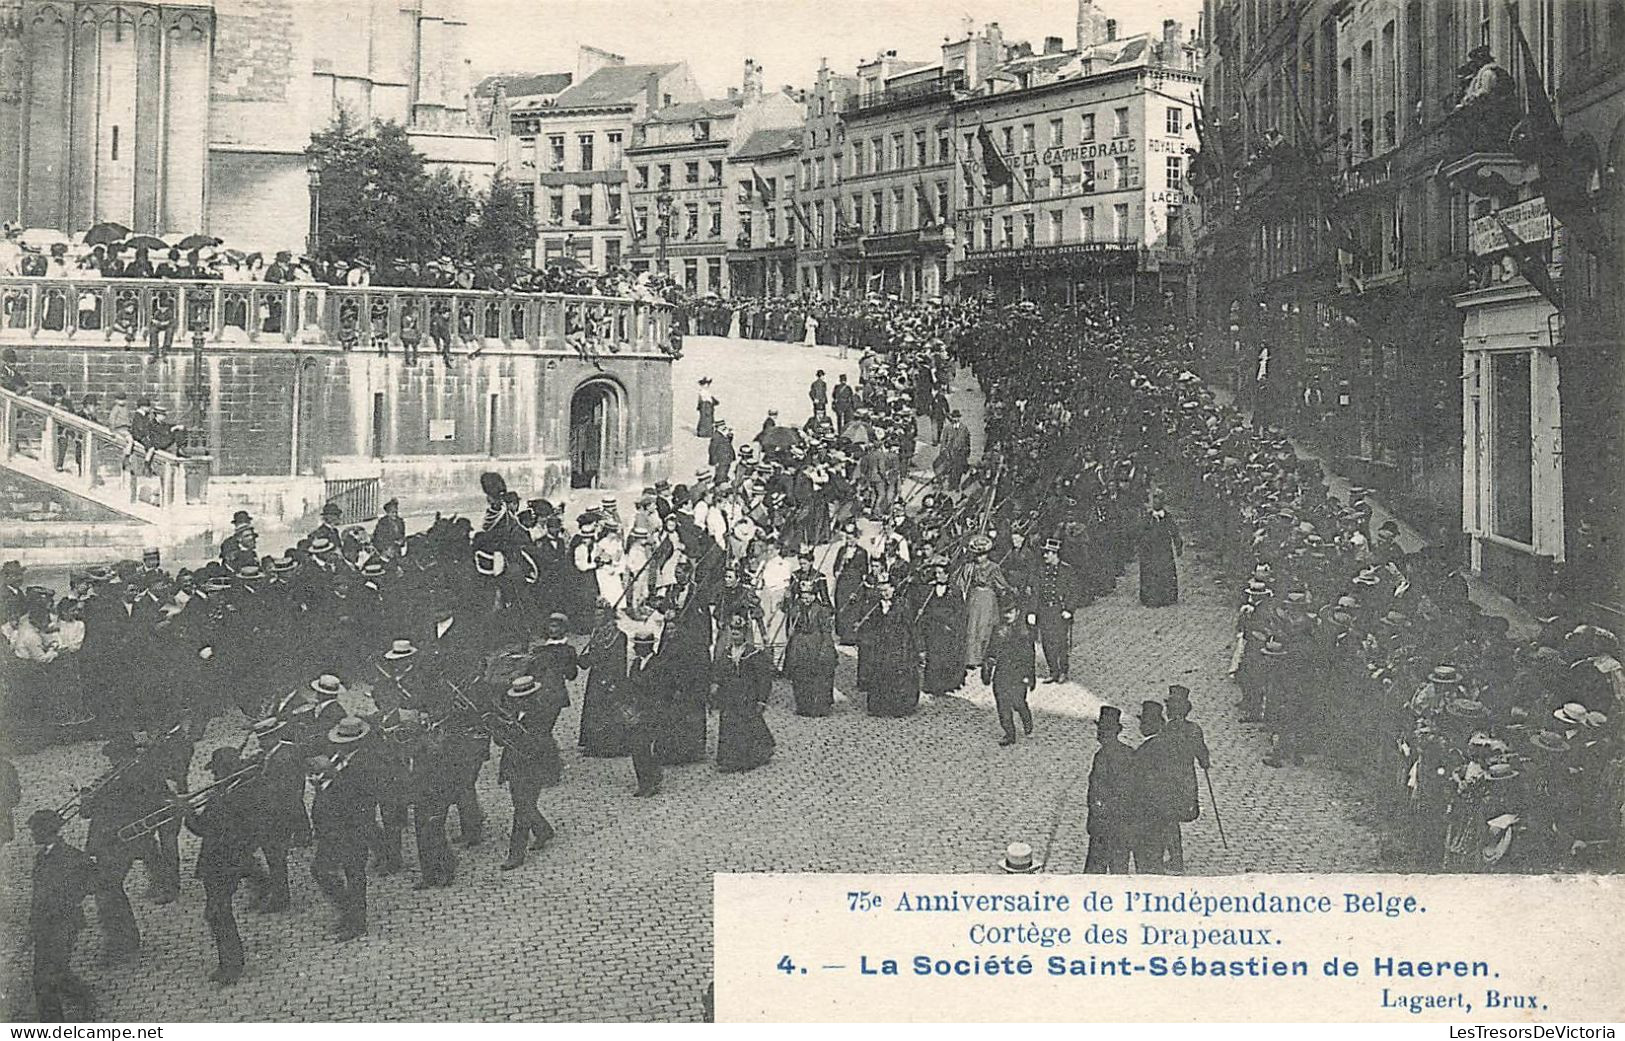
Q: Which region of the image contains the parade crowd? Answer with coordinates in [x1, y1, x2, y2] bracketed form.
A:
[4, 288, 1622, 1022]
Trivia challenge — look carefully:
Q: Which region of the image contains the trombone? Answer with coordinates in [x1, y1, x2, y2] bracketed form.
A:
[115, 756, 266, 844]
[54, 723, 185, 824]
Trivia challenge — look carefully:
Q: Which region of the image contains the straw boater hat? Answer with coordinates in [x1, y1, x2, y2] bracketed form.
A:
[1260, 638, 1288, 657]
[1554, 702, 1588, 726]
[328, 717, 371, 744]
[1428, 665, 1464, 687]
[1531, 729, 1571, 754]
[506, 675, 541, 699]
[310, 674, 346, 698]
[998, 841, 1041, 874]
[383, 639, 417, 661]
[968, 534, 993, 554]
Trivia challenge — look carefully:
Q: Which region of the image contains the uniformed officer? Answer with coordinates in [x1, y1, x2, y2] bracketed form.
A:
[982, 602, 1037, 746]
[1029, 537, 1081, 683]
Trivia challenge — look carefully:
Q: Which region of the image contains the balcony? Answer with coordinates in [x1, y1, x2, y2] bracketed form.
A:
[841, 71, 965, 117]
[0, 277, 676, 357]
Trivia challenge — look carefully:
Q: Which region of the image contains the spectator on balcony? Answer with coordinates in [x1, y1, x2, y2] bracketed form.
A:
[45, 243, 71, 279]
[429, 302, 454, 367]
[400, 306, 423, 365]
[120, 247, 155, 280]
[103, 393, 129, 438]
[242, 253, 265, 281]
[142, 405, 179, 459]
[147, 291, 176, 360]
[0, 224, 19, 277]
[1, 348, 25, 393]
[154, 249, 182, 279]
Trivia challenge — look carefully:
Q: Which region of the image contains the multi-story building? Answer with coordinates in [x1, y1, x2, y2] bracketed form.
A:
[954, 16, 1204, 306]
[729, 125, 805, 296]
[623, 60, 803, 294]
[0, 0, 497, 251]
[1192, 0, 1624, 617]
[795, 62, 859, 296]
[836, 34, 994, 300]
[625, 96, 739, 292]
[511, 47, 702, 271]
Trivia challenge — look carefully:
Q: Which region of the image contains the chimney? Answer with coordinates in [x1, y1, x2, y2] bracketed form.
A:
[1105, 18, 1117, 41]
[645, 71, 660, 114]
[1076, 0, 1107, 49]
[1044, 35, 1064, 54]
[1163, 19, 1183, 54]
[743, 57, 763, 101]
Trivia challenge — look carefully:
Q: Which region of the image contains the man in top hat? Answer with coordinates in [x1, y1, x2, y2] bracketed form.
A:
[309, 716, 378, 941]
[1130, 699, 1184, 874]
[624, 632, 667, 797]
[26, 809, 98, 1020]
[1160, 685, 1210, 873]
[982, 602, 1037, 746]
[935, 409, 972, 490]
[1085, 706, 1134, 873]
[1030, 537, 1082, 684]
[179, 746, 263, 984]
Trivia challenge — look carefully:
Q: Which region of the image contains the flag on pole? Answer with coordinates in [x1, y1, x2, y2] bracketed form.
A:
[915, 178, 937, 227]
[1490, 212, 1564, 310]
[751, 168, 776, 204]
[975, 125, 1014, 189]
[1509, 17, 1565, 158]
[789, 198, 815, 239]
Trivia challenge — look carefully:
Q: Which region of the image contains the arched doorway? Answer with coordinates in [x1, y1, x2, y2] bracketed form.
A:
[568, 378, 622, 489]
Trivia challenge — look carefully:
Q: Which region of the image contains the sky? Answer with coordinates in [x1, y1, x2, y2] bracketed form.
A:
[463, 0, 1204, 96]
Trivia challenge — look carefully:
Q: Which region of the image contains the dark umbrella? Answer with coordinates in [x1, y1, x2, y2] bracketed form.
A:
[761, 424, 799, 452]
[176, 234, 222, 251]
[83, 222, 131, 246]
[124, 235, 168, 251]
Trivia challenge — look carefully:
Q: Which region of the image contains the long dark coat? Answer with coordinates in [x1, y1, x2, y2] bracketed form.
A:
[578, 624, 631, 757]
[711, 646, 775, 772]
[832, 543, 870, 645]
[859, 601, 919, 717]
[1137, 510, 1182, 607]
[783, 600, 837, 716]
[913, 586, 966, 694]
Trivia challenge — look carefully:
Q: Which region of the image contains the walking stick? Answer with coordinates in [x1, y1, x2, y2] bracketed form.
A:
[1038, 768, 1088, 873]
[1202, 765, 1228, 850]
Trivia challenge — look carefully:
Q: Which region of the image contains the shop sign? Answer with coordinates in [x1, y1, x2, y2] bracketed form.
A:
[1471, 197, 1554, 256]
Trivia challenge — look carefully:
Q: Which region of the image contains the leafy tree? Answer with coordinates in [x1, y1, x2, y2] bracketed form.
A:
[308, 116, 539, 273]
[472, 167, 538, 271]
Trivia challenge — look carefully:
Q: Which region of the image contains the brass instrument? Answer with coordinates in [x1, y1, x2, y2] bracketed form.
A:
[115, 757, 266, 844]
[54, 723, 185, 823]
[308, 746, 360, 791]
[431, 672, 548, 759]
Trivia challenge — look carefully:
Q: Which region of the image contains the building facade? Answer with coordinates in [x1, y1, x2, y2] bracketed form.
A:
[1, 0, 497, 251]
[1192, 0, 1624, 616]
[795, 61, 858, 296]
[729, 125, 803, 296]
[954, 22, 1203, 306]
[622, 60, 803, 294]
[624, 95, 739, 292]
[512, 48, 702, 272]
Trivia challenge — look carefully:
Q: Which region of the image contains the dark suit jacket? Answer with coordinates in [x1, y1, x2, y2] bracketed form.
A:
[31, 840, 95, 938]
[1087, 739, 1135, 837]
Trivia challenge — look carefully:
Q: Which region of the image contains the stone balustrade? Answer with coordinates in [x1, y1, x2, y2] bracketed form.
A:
[0, 277, 674, 356]
[0, 386, 211, 515]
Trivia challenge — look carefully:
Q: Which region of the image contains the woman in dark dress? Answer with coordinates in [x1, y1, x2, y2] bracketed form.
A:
[914, 560, 967, 695]
[1137, 491, 1183, 607]
[711, 620, 775, 773]
[783, 586, 837, 716]
[859, 580, 920, 717]
[578, 601, 631, 757]
[831, 523, 870, 646]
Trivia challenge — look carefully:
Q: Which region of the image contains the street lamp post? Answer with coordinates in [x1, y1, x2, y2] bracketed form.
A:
[306, 157, 325, 259]
[655, 182, 673, 276]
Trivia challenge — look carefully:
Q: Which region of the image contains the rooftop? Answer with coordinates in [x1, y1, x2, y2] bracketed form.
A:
[553, 63, 682, 108]
[474, 71, 574, 99]
[643, 97, 743, 124]
[733, 127, 804, 159]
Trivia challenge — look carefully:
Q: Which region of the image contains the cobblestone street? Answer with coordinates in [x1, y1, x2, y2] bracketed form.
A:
[0, 338, 1380, 1022]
